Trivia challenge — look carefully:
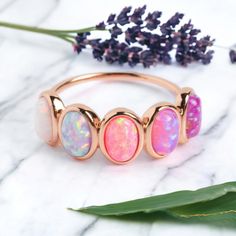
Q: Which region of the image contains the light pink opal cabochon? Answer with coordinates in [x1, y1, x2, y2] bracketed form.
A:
[35, 97, 53, 143]
[151, 108, 179, 156]
[104, 115, 139, 163]
[186, 94, 202, 138]
[61, 111, 92, 157]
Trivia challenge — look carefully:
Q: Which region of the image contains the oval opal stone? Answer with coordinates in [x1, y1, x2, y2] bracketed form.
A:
[186, 94, 202, 138]
[61, 111, 92, 157]
[151, 108, 179, 156]
[35, 97, 53, 143]
[104, 116, 139, 163]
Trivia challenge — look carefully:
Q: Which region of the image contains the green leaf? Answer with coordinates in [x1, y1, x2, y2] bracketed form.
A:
[167, 192, 236, 221]
[70, 182, 236, 224]
[73, 182, 236, 215]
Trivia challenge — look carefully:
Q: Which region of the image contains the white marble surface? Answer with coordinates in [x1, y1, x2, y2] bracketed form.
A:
[0, 0, 236, 235]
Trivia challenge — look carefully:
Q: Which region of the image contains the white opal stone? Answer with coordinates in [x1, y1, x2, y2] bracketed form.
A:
[61, 111, 92, 157]
[35, 97, 53, 143]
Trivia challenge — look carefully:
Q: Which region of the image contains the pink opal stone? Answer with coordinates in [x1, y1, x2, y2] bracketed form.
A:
[35, 97, 53, 143]
[151, 109, 179, 156]
[104, 116, 139, 163]
[186, 94, 202, 138]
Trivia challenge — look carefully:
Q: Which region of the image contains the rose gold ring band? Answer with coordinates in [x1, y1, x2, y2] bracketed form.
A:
[52, 72, 181, 95]
[35, 72, 201, 165]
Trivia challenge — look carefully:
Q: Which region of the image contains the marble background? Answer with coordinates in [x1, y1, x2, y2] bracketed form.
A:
[0, 0, 236, 235]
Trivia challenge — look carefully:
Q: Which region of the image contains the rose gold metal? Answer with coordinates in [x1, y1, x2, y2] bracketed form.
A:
[99, 108, 144, 165]
[143, 102, 181, 159]
[36, 72, 198, 164]
[40, 91, 65, 146]
[176, 87, 194, 144]
[58, 104, 100, 160]
[52, 72, 181, 95]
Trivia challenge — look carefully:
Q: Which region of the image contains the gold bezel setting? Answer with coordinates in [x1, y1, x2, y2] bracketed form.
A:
[176, 87, 195, 144]
[39, 91, 65, 146]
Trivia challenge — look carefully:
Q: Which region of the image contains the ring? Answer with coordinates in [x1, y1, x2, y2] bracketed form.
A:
[35, 72, 201, 165]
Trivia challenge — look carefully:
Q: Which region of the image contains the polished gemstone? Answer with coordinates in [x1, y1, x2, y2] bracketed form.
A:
[35, 97, 53, 143]
[104, 116, 139, 163]
[151, 108, 179, 156]
[61, 111, 92, 157]
[186, 94, 202, 138]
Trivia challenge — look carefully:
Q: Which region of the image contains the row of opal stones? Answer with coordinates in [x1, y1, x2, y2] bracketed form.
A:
[35, 94, 201, 163]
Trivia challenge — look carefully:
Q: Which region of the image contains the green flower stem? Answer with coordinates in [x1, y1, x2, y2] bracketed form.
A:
[0, 20, 99, 43]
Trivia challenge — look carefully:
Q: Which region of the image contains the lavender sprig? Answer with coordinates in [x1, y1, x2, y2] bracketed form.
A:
[0, 6, 216, 67]
[74, 5, 215, 67]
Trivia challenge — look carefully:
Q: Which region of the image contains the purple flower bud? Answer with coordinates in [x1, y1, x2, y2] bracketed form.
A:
[169, 13, 184, 27]
[125, 26, 141, 44]
[75, 32, 90, 43]
[140, 50, 156, 67]
[74, 32, 91, 53]
[178, 20, 193, 35]
[229, 50, 236, 63]
[117, 6, 132, 25]
[162, 54, 171, 64]
[92, 47, 104, 61]
[160, 12, 184, 35]
[201, 50, 214, 65]
[107, 14, 116, 24]
[190, 28, 201, 35]
[145, 11, 162, 30]
[130, 5, 146, 25]
[127, 50, 140, 67]
[96, 21, 106, 30]
[110, 25, 122, 38]
[116, 42, 128, 51]
[118, 51, 128, 64]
